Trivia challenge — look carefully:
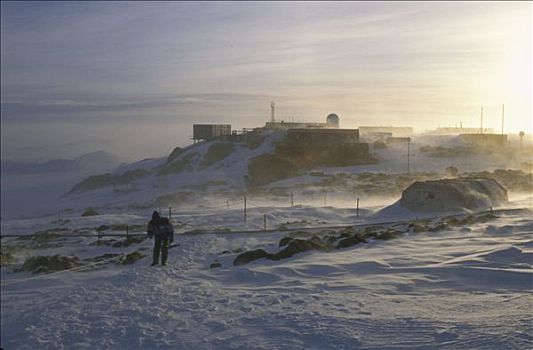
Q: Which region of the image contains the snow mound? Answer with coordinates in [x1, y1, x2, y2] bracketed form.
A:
[398, 178, 508, 213]
[375, 177, 509, 219]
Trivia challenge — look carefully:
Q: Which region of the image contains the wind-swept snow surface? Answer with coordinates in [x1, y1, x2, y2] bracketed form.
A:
[1, 200, 532, 349]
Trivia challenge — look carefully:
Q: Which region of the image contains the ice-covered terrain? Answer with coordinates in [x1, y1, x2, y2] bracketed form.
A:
[1, 133, 532, 349]
[1, 195, 532, 349]
[20, 132, 530, 220]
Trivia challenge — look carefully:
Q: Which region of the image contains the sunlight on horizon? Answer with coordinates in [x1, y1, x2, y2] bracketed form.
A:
[1, 1, 531, 160]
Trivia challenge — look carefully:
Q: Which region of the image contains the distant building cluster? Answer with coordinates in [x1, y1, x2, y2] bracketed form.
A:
[191, 102, 512, 151]
[429, 127, 496, 135]
[359, 126, 413, 137]
[458, 134, 508, 147]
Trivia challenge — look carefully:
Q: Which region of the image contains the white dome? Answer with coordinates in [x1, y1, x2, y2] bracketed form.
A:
[326, 113, 340, 128]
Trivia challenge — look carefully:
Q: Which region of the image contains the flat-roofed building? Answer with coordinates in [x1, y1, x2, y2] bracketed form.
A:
[359, 126, 413, 137]
[193, 124, 231, 142]
[458, 133, 508, 147]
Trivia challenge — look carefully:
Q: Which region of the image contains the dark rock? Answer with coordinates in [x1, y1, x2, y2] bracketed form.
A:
[309, 235, 324, 244]
[476, 213, 497, 223]
[21, 255, 82, 274]
[325, 235, 337, 244]
[429, 222, 448, 232]
[269, 238, 330, 261]
[96, 224, 110, 232]
[339, 227, 353, 236]
[82, 208, 99, 216]
[210, 261, 222, 268]
[279, 236, 294, 247]
[408, 222, 427, 233]
[119, 251, 145, 265]
[376, 229, 403, 240]
[233, 249, 271, 266]
[1, 251, 15, 266]
[446, 217, 460, 226]
[336, 234, 367, 249]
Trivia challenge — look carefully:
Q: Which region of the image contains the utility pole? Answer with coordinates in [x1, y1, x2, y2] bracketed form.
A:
[356, 197, 360, 219]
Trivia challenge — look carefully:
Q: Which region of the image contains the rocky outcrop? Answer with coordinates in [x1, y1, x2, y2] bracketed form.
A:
[270, 238, 331, 261]
[21, 255, 83, 273]
[119, 251, 145, 265]
[233, 249, 271, 266]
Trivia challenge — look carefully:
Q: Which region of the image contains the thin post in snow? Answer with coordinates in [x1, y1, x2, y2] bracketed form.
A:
[291, 192, 294, 207]
[264, 214, 267, 232]
[244, 195, 247, 222]
[356, 197, 360, 219]
[407, 137, 411, 175]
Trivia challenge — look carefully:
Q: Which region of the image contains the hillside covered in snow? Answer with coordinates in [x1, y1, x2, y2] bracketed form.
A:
[56, 132, 533, 219]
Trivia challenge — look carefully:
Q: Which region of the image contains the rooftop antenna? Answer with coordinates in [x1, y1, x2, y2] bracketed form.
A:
[271, 101, 275, 123]
[501, 104, 505, 135]
[480, 107, 484, 134]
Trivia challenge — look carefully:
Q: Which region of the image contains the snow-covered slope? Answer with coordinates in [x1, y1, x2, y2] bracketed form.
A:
[1, 197, 532, 349]
[1, 151, 124, 219]
[62, 132, 284, 213]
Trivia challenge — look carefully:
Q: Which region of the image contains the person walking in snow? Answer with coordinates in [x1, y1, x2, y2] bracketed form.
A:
[147, 211, 174, 266]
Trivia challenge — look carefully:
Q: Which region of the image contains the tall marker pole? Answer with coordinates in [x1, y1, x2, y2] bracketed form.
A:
[291, 192, 294, 207]
[407, 137, 411, 175]
[244, 195, 247, 222]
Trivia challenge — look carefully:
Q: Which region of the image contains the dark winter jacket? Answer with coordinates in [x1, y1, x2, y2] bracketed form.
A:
[147, 217, 174, 241]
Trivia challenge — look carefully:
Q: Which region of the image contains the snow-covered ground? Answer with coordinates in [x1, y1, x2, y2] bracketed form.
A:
[2, 134, 532, 349]
[1, 196, 532, 349]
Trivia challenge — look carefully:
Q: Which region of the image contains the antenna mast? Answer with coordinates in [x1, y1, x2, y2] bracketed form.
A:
[271, 101, 275, 123]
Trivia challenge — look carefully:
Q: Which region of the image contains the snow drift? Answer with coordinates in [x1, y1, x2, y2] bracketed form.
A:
[398, 178, 508, 213]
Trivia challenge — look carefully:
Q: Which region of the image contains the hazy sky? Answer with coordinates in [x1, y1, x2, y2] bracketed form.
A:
[1, 1, 531, 161]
